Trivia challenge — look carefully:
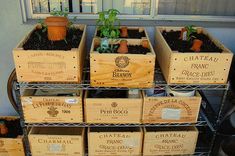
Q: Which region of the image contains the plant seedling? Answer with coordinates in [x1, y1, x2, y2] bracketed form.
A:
[185, 25, 196, 41]
[96, 9, 120, 39]
[96, 9, 121, 53]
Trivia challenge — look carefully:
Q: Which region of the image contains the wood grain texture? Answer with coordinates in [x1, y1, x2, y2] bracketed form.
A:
[143, 127, 198, 155]
[142, 91, 201, 123]
[84, 91, 143, 124]
[88, 127, 143, 156]
[0, 137, 25, 156]
[28, 127, 84, 156]
[155, 26, 233, 84]
[90, 38, 155, 88]
[13, 25, 86, 83]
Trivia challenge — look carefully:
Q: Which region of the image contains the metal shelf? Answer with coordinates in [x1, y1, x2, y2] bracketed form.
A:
[23, 110, 210, 128]
[17, 68, 229, 91]
[26, 151, 209, 156]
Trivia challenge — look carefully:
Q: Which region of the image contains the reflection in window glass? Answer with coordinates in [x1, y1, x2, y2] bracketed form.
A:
[31, 0, 151, 15]
[157, 0, 235, 16]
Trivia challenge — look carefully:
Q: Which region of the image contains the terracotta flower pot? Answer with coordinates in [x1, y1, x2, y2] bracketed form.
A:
[117, 40, 128, 54]
[142, 40, 149, 48]
[0, 124, 8, 135]
[120, 26, 128, 38]
[191, 39, 203, 52]
[45, 16, 69, 41]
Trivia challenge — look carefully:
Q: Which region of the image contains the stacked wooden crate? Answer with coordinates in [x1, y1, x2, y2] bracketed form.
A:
[13, 24, 87, 156]
[90, 27, 156, 88]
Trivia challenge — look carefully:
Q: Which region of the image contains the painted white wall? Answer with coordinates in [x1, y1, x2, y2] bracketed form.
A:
[0, 0, 235, 115]
[0, 0, 32, 116]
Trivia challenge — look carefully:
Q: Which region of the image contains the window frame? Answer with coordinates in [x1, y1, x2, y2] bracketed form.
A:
[22, 0, 235, 22]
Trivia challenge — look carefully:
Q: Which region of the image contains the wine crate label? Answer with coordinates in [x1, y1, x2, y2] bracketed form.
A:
[161, 108, 181, 120]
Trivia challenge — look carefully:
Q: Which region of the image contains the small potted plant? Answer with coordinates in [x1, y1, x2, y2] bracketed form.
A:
[96, 9, 120, 53]
[13, 8, 87, 83]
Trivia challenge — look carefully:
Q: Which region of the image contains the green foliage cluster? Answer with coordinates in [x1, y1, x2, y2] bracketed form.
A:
[185, 25, 196, 41]
[50, 8, 69, 17]
[96, 9, 121, 53]
[96, 9, 120, 39]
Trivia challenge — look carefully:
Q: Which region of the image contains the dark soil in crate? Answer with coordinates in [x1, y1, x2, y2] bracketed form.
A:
[162, 30, 223, 53]
[96, 45, 150, 54]
[23, 28, 83, 50]
[88, 90, 127, 98]
[97, 29, 146, 39]
[0, 118, 22, 138]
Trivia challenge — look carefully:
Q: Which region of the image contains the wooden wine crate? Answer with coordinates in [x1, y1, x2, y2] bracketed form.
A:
[0, 117, 25, 156]
[90, 38, 156, 88]
[142, 91, 201, 123]
[95, 27, 149, 39]
[143, 127, 198, 155]
[84, 90, 143, 124]
[29, 127, 85, 156]
[155, 26, 233, 84]
[88, 127, 143, 156]
[21, 89, 83, 123]
[13, 24, 86, 83]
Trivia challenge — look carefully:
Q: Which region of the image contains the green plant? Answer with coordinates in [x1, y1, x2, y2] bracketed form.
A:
[50, 8, 69, 17]
[185, 25, 196, 41]
[96, 9, 120, 39]
[96, 45, 119, 53]
[96, 9, 121, 53]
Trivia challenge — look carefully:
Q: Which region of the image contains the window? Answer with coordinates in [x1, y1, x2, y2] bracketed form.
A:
[23, 0, 235, 21]
[158, 0, 235, 16]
